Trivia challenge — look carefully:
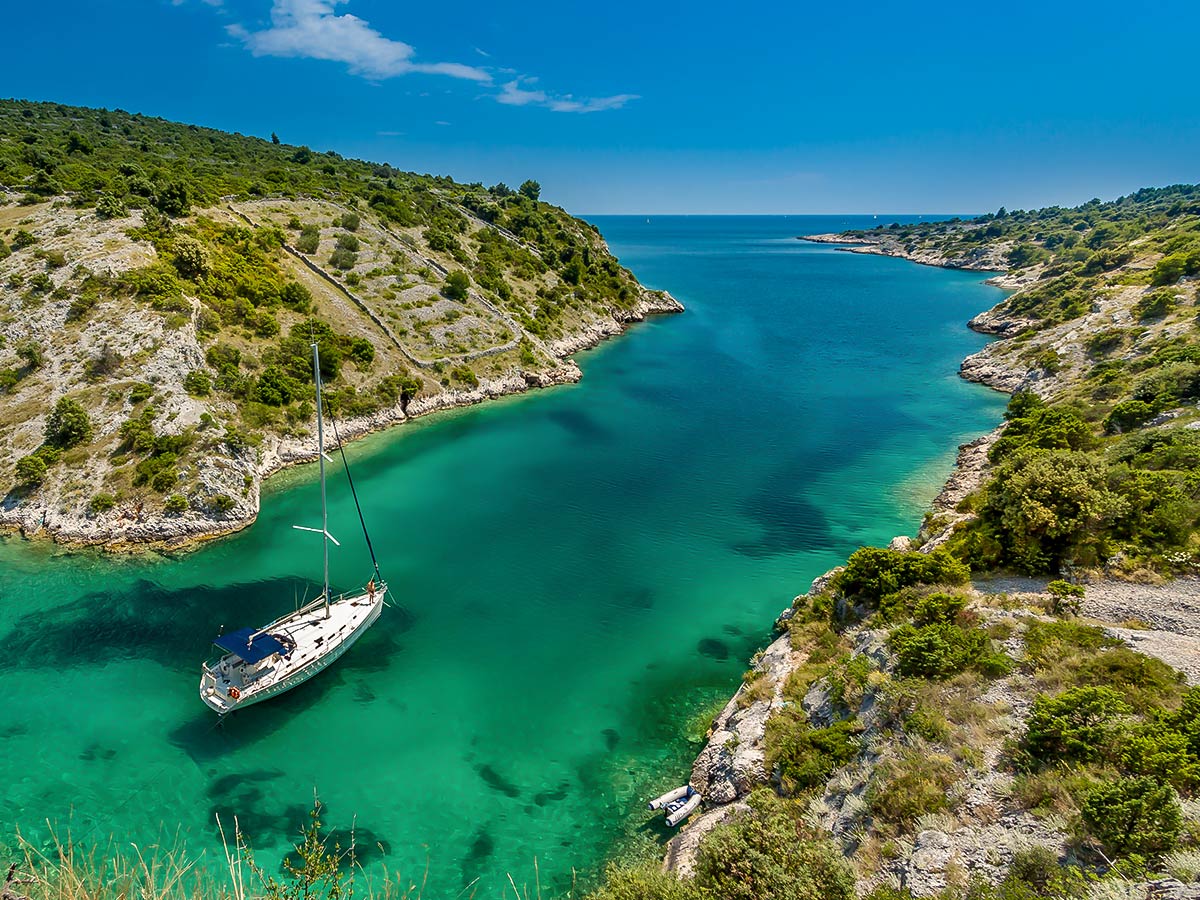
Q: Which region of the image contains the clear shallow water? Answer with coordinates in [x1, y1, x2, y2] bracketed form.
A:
[0, 216, 1006, 896]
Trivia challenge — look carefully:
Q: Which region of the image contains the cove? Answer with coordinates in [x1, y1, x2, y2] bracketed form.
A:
[0, 215, 1007, 896]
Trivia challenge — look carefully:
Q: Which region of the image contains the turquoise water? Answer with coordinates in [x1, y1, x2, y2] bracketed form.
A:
[0, 216, 1006, 896]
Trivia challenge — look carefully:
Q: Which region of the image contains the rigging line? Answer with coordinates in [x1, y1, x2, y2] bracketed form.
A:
[326, 407, 381, 584]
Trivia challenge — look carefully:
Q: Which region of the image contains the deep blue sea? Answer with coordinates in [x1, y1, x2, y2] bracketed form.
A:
[0, 216, 1006, 896]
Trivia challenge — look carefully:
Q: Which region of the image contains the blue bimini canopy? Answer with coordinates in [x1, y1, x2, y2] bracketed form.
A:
[213, 627, 286, 664]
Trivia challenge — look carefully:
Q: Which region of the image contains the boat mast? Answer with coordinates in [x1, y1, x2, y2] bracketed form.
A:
[313, 341, 331, 618]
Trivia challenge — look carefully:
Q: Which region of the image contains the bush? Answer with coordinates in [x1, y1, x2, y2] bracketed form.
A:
[977, 450, 1125, 573]
[450, 364, 478, 387]
[129, 383, 153, 403]
[694, 790, 855, 900]
[164, 493, 188, 514]
[211, 494, 236, 514]
[1135, 288, 1176, 321]
[833, 548, 969, 605]
[1021, 686, 1131, 766]
[335, 233, 359, 252]
[1081, 777, 1182, 858]
[338, 212, 360, 231]
[588, 864, 702, 900]
[868, 752, 957, 831]
[1104, 400, 1155, 434]
[295, 226, 320, 254]
[766, 712, 860, 795]
[280, 281, 312, 310]
[95, 192, 127, 219]
[171, 235, 209, 279]
[88, 492, 116, 514]
[183, 370, 212, 396]
[15, 454, 47, 486]
[329, 247, 357, 270]
[1023, 620, 1118, 668]
[888, 622, 1011, 680]
[1046, 579, 1084, 615]
[44, 397, 93, 447]
[443, 270, 470, 300]
[11, 229, 37, 250]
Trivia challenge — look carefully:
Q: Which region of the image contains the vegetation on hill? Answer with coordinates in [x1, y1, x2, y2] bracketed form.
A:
[0, 99, 676, 541]
[584, 186, 1200, 898]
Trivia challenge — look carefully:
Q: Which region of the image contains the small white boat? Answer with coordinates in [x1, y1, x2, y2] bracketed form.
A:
[199, 340, 387, 715]
[649, 785, 702, 826]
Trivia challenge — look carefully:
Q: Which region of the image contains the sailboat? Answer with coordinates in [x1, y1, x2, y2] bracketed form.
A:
[199, 340, 386, 714]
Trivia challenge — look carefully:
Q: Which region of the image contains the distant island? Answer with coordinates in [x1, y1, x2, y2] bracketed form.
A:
[0, 100, 681, 549]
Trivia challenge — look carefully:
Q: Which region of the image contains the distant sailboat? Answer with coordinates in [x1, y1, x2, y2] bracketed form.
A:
[199, 340, 386, 714]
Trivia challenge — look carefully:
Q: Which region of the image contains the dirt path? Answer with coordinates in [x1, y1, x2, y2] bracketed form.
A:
[974, 575, 1200, 685]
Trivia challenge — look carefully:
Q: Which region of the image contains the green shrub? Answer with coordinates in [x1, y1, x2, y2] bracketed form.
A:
[989, 394, 1095, 461]
[1135, 288, 1177, 321]
[1118, 725, 1200, 793]
[44, 397, 93, 447]
[1104, 400, 1155, 434]
[211, 494, 236, 514]
[11, 229, 37, 250]
[164, 493, 188, 514]
[833, 548, 969, 605]
[1075, 648, 1184, 710]
[295, 227, 320, 254]
[1021, 686, 1131, 766]
[766, 711, 860, 795]
[1081, 777, 1182, 858]
[888, 622, 1011, 680]
[868, 752, 956, 831]
[1023, 620, 1119, 667]
[977, 449, 1125, 574]
[443, 270, 470, 300]
[338, 212, 360, 231]
[587, 864, 702, 900]
[95, 192, 127, 219]
[183, 370, 212, 397]
[88, 492, 116, 514]
[694, 790, 855, 900]
[129, 383, 153, 403]
[450, 364, 478, 387]
[328, 247, 357, 270]
[1045, 579, 1084, 615]
[334, 233, 359, 252]
[15, 454, 47, 486]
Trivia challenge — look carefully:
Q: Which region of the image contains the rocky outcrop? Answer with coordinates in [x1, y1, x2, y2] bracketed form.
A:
[546, 290, 684, 357]
[958, 348, 1032, 394]
[689, 631, 799, 804]
[798, 234, 1012, 272]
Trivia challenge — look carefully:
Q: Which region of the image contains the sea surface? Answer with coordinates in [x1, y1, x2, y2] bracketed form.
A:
[0, 216, 1007, 896]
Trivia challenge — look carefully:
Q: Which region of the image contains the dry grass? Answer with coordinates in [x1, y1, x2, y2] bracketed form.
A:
[11, 825, 223, 900]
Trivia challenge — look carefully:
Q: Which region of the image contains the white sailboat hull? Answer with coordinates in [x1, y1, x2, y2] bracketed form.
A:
[199, 586, 385, 715]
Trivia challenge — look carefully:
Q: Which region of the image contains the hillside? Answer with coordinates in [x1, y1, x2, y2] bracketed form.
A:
[0, 99, 681, 548]
[588, 187, 1200, 900]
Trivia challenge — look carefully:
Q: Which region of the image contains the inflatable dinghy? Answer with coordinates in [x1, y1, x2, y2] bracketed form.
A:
[648, 784, 701, 826]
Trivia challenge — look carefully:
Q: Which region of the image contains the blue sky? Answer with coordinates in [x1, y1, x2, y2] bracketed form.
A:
[2, 0, 1196, 213]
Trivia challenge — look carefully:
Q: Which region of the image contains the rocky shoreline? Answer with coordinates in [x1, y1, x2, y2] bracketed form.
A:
[799, 232, 1012, 273]
[660, 236, 1034, 878]
[0, 289, 682, 552]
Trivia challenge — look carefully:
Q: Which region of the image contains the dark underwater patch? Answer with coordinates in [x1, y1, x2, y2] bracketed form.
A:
[533, 781, 571, 807]
[732, 490, 831, 558]
[476, 764, 521, 798]
[618, 587, 655, 610]
[697, 638, 730, 661]
[602, 728, 621, 751]
[546, 408, 611, 443]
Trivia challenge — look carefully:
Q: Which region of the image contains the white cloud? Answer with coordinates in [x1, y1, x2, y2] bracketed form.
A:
[498, 78, 638, 114]
[228, 0, 491, 82]
[220, 1, 637, 113]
